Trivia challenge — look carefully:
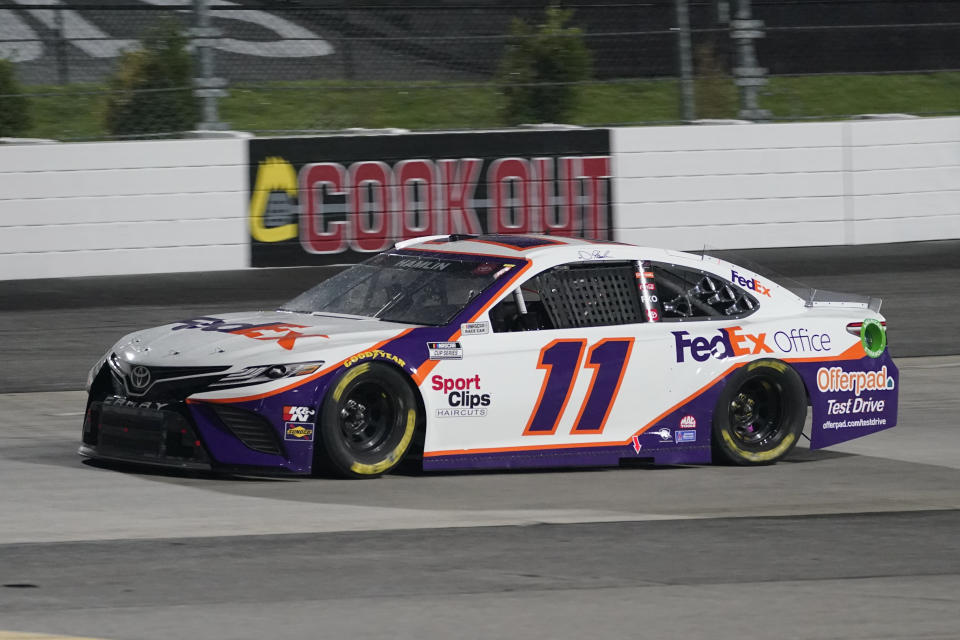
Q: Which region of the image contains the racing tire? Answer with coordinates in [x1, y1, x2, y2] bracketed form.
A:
[313, 362, 419, 479]
[712, 359, 806, 466]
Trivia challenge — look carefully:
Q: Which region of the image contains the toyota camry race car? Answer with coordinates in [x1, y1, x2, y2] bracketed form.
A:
[81, 234, 898, 477]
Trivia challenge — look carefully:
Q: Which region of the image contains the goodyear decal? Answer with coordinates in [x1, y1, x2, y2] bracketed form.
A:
[343, 349, 406, 369]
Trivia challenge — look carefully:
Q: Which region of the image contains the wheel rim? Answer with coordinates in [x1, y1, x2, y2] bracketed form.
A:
[728, 378, 783, 447]
[338, 382, 396, 454]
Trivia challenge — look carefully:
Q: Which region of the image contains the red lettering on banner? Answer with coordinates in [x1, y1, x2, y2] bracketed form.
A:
[396, 159, 437, 238]
[296, 155, 610, 253]
[437, 158, 483, 235]
[580, 156, 611, 239]
[488, 157, 532, 235]
[542, 157, 578, 237]
[531, 157, 552, 234]
[349, 161, 393, 253]
[299, 162, 348, 254]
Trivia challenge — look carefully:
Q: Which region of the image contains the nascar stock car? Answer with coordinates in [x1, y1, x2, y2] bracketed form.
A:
[81, 234, 898, 478]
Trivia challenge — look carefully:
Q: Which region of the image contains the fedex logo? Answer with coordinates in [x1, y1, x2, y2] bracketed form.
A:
[673, 326, 773, 362]
[731, 270, 771, 297]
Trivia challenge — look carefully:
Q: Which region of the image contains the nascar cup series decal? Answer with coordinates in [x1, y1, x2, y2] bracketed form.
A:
[427, 342, 463, 360]
[432, 375, 490, 417]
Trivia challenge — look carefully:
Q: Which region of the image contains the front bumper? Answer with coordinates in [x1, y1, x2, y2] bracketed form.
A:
[80, 400, 212, 470]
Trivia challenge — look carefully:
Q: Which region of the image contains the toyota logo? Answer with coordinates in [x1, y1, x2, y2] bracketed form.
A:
[130, 366, 151, 390]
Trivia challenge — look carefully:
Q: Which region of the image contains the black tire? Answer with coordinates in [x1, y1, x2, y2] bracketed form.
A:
[712, 359, 806, 465]
[313, 362, 419, 478]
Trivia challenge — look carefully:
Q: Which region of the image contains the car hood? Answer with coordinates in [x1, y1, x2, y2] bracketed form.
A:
[111, 310, 418, 368]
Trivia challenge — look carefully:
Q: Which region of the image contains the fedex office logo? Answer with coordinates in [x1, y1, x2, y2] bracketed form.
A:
[673, 326, 773, 362]
[731, 270, 771, 297]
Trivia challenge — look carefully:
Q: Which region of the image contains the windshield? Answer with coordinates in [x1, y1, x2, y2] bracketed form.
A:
[280, 253, 511, 325]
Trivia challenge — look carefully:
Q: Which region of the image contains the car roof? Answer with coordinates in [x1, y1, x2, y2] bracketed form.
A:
[394, 234, 708, 267]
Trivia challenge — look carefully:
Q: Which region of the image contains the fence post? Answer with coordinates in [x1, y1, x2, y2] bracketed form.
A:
[191, 0, 228, 130]
[730, 0, 769, 121]
[55, 7, 68, 84]
[340, 0, 355, 80]
[674, 0, 696, 121]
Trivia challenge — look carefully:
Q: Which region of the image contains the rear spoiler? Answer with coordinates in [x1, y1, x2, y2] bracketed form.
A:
[793, 287, 883, 313]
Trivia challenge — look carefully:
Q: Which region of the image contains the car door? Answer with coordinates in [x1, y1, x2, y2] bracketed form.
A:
[422, 259, 674, 457]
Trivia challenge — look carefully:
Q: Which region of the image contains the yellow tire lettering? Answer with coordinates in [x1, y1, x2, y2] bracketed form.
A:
[721, 430, 796, 463]
[748, 359, 787, 374]
[350, 408, 416, 476]
[331, 362, 370, 402]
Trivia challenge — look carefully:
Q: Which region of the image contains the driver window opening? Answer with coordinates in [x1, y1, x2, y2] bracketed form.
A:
[490, 262, 645, 332]
[652, 263, 758, 319]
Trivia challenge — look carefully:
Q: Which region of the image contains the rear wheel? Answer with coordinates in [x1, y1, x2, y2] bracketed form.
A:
[712, 360, 806, 465]
[314, 362, 419, 478]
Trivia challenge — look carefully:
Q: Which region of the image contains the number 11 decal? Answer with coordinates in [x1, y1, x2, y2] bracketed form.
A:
[524, 338, 634, 436]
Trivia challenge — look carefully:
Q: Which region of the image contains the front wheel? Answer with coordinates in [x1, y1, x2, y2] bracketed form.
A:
[712, 360, 806, 465]
[314, 362, 419, 478]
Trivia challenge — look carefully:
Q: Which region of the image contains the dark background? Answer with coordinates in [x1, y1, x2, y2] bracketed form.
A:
[6, 1, 958, 85]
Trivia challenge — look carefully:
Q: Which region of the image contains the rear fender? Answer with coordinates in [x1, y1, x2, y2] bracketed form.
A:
[789, 351, 899, 449]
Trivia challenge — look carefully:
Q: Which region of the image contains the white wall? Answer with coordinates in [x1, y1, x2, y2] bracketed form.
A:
[1, 117, 957, 281]
[611, 117, 960, 250]
[0, 138, 248, 280]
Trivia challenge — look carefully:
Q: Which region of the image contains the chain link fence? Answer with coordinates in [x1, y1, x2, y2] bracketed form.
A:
[1, 1, 958, 140]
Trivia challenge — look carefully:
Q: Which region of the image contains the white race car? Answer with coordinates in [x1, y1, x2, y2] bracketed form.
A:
[81, 234, 898, 477]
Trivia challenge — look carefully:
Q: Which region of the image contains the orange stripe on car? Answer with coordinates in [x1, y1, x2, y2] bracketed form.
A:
[191, 329, 414, 404]
[424, 343, 872, 458]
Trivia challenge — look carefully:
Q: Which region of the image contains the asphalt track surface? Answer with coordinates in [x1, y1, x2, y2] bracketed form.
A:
[1, 241, 959, 640]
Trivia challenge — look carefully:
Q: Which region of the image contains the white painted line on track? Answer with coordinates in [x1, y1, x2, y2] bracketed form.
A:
[0, 632, 111, 640]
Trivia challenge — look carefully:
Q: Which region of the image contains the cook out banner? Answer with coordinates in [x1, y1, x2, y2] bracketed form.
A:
[247, 129, 613, 267]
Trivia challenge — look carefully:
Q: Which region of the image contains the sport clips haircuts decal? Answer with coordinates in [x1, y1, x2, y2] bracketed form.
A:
[248, 130, 612, 267]
[432, 374, 490, 417]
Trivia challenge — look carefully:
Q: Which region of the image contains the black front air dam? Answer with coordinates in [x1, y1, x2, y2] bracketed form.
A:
[79, 400, 212, 470]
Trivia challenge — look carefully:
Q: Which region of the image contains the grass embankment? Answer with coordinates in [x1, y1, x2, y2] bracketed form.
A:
[21, 72, 960, 140]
